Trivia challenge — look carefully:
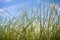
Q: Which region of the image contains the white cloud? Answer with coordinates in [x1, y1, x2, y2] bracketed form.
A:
[0, 4, 19, 12]
[0, 9, 3, 12]
[0, 3, 24, 12]
[0, 4, 23, 19]
[0, 5, 18, 19]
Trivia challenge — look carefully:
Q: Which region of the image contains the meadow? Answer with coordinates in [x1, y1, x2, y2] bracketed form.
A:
[0, 0, 60, 40]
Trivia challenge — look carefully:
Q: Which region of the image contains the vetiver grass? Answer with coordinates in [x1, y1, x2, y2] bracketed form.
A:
[0, 0, 60, 40]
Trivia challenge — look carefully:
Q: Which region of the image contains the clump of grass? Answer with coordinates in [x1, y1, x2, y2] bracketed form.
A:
[0, 0, 60, 40]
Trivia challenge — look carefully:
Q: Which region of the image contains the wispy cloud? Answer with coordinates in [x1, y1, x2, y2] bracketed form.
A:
[0, 5, 16, 12]
[0, 3, 24, 19]
[0, 5, 18, 19]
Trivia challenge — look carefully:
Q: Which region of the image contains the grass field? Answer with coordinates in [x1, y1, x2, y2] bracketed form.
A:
[0, 0, 60, 40]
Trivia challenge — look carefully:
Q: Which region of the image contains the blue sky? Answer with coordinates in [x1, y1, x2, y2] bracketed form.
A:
[0, 0, 37, 18]
[0, 0, 60, 20]
[0, 0, 60, 6]
[1, 0, 60, 8]
[0, 0, 37, 8]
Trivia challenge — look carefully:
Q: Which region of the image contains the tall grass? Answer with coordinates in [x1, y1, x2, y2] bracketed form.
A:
[0, 0, 60, 40]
